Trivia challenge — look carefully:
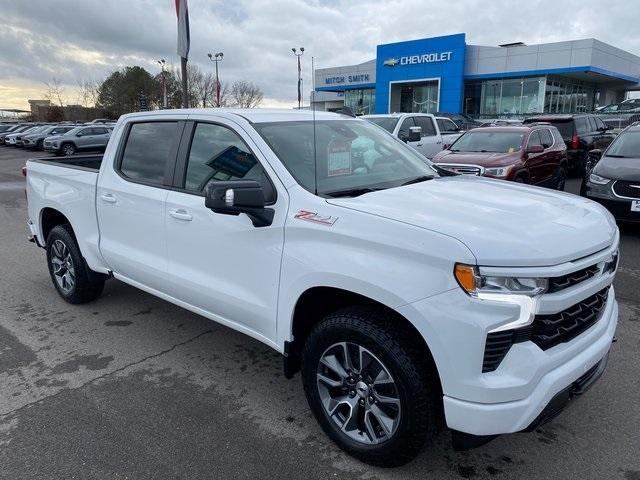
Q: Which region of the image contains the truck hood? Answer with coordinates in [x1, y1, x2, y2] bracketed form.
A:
[327, 176, 617, 267]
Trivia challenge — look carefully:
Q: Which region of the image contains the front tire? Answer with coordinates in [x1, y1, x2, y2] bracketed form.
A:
[46, 224, 105, 304]
[61, 142, 76, 156]
[302, 307, 441, 466]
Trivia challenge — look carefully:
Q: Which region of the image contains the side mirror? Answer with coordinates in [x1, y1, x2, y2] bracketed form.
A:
[588, 149, 603, 160]
[205, 180, 274, 228]
[76, 133, 82, 137]
[526, 144, 544, 154]
[442, 143, 452, 150]
[407, 126, 422, 142]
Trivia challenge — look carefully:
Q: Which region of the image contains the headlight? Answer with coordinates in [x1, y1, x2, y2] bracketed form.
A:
[455, 263, 544, 332]
[589, 173, 611, 185]
[484, 166, 512, 177]
[454, 264, 547, 297]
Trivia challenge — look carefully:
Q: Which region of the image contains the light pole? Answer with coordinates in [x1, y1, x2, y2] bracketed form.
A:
[292, 47, 304, 109]
[157, 59, 167, 109]
[207, 52, 224, 107]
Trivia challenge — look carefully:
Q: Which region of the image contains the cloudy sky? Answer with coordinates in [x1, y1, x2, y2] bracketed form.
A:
[1, 0, 639, 110]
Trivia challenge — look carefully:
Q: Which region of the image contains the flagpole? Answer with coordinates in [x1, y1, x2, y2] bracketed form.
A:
[181, 57, 188, 108]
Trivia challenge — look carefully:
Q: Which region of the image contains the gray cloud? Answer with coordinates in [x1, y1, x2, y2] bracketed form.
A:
[2, 0, 640, 109]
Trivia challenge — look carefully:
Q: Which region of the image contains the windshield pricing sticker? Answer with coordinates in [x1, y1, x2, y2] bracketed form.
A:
[631, 200, 640, 212]
[327, 139, 352, 177]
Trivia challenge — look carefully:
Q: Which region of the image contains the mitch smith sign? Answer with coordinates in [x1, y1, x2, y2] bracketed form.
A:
[324, 73, 371, 85]
[383, 51, 453, 67]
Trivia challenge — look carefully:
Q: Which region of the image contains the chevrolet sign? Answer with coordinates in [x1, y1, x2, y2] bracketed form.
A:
[384, 51, 453, 67]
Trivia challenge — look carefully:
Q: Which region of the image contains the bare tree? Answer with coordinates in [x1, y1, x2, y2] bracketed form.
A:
[76, 79, 99, 108]
[44, 77, 66, 107]
[230, 81, 263, 108]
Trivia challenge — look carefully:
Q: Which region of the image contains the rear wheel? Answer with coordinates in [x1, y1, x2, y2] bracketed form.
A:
[46, 224, 105, 304]
[556, 166, 567, 190]
[61, 142, 76, 156]
[302, 306, 441, 466]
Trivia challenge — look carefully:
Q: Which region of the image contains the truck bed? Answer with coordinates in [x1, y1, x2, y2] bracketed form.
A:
[29, 154, 103, 171]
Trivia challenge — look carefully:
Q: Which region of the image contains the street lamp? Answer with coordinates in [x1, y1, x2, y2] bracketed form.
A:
[157, 59, 167, 109]
[292, 47, 304, 109]
[207, 52, 224, 107]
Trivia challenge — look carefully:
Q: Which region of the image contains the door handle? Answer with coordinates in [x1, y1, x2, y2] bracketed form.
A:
[169, 209, 193, 221]
[100, 193, 117, 204]
[416, 143, 423, 147]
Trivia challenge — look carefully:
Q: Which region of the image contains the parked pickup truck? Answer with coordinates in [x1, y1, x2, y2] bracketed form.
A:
[26, 109, 619, 466]
[363, 113, 462, 159]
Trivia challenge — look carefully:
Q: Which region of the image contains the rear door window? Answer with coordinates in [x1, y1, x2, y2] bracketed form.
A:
[538, 129, 554, 148]
[587, 116, 598, 132]
[119, 122, 181, 185]
[574, 117, 589, 135]
[414, 116, 436, 136]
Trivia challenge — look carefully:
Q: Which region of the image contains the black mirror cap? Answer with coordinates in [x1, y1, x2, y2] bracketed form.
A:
[588, 149, 603, 159]
[408, 126, 422, 142]
[205, 180, 274, 227]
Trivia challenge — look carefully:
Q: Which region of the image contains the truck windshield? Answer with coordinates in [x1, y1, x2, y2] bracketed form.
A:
[254, 119, 437, 196]
[364, 117, 400, 133]
[449, 131, 525, 153]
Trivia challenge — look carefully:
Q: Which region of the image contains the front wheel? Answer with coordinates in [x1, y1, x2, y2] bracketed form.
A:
[302, 307, 441, 466]
[62, 143, 76, 156]
[46, 224, 105, 304]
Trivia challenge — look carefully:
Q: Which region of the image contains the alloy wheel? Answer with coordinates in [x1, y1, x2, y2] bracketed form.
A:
[63, 144, 75, 156]
[316, 342, 401, 445]
[50, 239, 75, 294]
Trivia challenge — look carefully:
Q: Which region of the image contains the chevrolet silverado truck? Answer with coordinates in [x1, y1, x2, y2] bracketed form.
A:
[363, 112, 462, 159]
[25, 109, 619, 466]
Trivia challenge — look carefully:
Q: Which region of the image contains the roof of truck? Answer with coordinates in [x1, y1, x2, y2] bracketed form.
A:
[120, 108, 356, 124]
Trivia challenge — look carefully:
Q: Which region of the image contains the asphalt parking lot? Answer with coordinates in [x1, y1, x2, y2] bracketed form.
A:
[0, 146, 639, 480]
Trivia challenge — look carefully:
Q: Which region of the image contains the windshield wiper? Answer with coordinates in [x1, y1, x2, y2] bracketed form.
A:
[606, 154, 628, 158]
[324, 187, 379, 198]
[401, 175, 435, 186]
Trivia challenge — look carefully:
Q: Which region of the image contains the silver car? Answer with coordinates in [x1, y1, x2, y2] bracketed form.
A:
[43, 125, 112, 156]
[22, 125, 74, 149]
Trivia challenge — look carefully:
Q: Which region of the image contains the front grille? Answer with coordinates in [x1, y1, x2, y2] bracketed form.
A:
[613, 180, 640, 199]
[437, 164, 482, 176]
[531, 288, 609, 350]
[482, 288, 610, 372]
[547, 264, 600, 293]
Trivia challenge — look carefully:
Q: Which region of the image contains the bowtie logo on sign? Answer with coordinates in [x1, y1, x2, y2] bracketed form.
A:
[383, 51, 453, 67]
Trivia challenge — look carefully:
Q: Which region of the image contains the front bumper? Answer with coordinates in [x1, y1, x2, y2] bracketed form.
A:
[443, 294, 616, 435]
[586, 188, 640, 223]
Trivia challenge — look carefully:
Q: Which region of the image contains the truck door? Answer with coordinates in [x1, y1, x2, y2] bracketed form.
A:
[397, 117, 420, 152]
[163, 118, 286, 341]
[97, 119, 185, 292]
[414, 116, 441, 159]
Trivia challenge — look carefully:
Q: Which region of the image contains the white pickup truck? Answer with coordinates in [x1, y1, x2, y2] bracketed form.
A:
[363, 112, 462, 159]
[26, 109, 619, 466]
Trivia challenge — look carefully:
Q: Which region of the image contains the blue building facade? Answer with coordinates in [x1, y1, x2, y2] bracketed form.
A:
[314, 34, 640, 115]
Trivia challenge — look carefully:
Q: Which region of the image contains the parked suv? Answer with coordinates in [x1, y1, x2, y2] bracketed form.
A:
[22, 125, 75, 150]
[432, 125, 568, 189]
[523, 115, 616, 175]
[44, 125, 112, 155]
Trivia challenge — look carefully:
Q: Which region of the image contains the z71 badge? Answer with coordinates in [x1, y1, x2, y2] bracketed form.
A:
[294, 210, 339, 226]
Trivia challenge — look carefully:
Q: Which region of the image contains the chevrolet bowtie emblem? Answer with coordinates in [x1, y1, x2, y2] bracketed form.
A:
[383, 58, 399, 67]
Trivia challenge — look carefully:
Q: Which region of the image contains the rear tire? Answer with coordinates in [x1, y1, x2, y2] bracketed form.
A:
[46, 224, 105, 304]
[302, 306, 441, 467]
[556, 166, 567, 191]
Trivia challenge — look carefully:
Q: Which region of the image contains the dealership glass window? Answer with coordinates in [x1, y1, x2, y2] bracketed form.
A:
[544, 76, 595, 113]
[344, 88, 375, 115]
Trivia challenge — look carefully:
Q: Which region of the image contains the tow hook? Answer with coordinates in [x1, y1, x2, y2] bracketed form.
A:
[612, 336, 618, 343]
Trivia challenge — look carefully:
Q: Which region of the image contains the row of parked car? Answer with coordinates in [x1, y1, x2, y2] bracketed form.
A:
[0, 120, 114, 155]
[362, 111, 638, 223]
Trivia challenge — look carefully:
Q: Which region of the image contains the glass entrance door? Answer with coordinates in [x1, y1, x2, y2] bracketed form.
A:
[391, 80, 440, 113]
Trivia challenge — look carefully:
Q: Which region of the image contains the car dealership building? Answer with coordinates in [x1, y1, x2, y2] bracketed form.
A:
[313, 33, 640, 116]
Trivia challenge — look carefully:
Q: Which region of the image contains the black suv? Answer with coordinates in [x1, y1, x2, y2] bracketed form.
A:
[523, 114, 616, 175]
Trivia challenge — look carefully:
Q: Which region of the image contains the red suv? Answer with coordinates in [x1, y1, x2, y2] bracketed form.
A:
[432, 125, 568, 189]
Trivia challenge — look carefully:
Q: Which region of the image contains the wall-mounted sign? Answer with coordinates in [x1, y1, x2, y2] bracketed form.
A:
[324, 73, 371, 85]
[383, 51, 453, 67]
